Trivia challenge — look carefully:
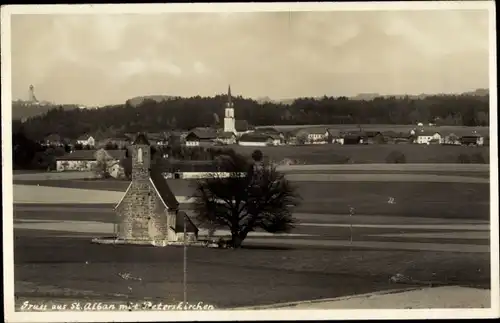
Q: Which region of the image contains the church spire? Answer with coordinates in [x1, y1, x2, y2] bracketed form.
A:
[226, 85, 233, 108]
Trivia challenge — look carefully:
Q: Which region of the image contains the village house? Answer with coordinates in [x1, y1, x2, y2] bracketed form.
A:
[42, 133, 65, 147]
[343, 134, 363, 145]
[147, 132, 170, 146]
[238, 133, 280, 147]
[76, 134, 96, 147]
[327, 129, 344, 145]
[296, 128, 329, 144]
[184, 127, 218, 147]
[284, 130, 299, 145]
[56, 148, 126, 178]
[114, 133, 198, 244]
[363, 131, 385, 144]
[460, 135, 484, 146]
[383, 131, 414, 144]
[97, 136, 131, 149]
[55, 150, 98, 172]
[415, 130, 442, 145]
[216, 132, 237, 145]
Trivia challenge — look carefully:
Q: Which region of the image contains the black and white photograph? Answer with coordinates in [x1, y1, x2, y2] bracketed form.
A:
[1, 2, 498, 322]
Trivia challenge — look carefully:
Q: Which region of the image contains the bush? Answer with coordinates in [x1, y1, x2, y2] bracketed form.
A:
[385, 150, 406, 164]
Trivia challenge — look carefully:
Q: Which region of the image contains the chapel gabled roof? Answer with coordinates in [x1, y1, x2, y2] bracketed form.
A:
[149, 165, 180, 210]
[174, 211, 199, 233]
[133, 133, 150, 145]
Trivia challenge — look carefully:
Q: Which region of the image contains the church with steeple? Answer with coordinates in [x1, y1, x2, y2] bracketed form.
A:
[221, 85, 252, 136]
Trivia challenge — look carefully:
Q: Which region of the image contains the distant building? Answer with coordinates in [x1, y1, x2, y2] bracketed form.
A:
[76, 134, 96, 147]
[343, 134, 363, 145]
[55, 148, 126, 175]
[296, 127, 329, 144]
[184, 127, 218, 146]
[147, 132, 169, 146]
[238, 133, 280, 147]
[97, 136, 131, 149]
[415, 130, 442, 145]
[216, 132, 237, 145]
[460, 135, 484, 146]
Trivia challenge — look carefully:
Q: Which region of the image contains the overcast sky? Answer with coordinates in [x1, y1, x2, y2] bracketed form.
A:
[10, 9, 490, 106]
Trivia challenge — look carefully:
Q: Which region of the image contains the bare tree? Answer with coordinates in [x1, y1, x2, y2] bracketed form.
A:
[192, 151, 300, 248]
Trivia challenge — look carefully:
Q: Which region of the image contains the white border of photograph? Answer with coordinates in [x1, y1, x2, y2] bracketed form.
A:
[1, 1, 498, 322]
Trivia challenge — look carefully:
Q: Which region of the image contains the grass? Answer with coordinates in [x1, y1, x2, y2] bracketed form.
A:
[14, 236, 490, 309]
[230, 144, 490, 165]
[14, 180, 490, 220]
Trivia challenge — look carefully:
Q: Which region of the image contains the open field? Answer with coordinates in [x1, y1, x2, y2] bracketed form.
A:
[231, 144, 490, 164]
[11, 164, 492, 309]
[14, 233, 490, 308]
[14, 178, 490, 219]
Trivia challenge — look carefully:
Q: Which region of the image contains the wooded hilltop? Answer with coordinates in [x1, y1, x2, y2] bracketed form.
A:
[13, 92, 489, 140]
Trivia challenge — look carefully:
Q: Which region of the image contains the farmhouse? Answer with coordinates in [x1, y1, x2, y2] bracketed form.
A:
[114, 133, 198, 243]
[296, 128, 329, 144]
[460, 135, 484, 146]
[42, 133, 65, 146]
[185, 128, 218, 147]
[55, 150, 98, 172]
[415, 130, 442, 145]
[343, 134, 363, 145]
[328, 129, 344, 145]
[76, 134, 95, 147]
[147, 132, 170, 146]
[363, 131, 385, 144]
[216, 131, 237, 145]
[238, 133, 280, 146]
[97, 137, 130, 149]
[56, 148, 126, 176]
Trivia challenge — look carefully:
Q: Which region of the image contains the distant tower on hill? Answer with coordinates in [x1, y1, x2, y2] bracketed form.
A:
[28, 85, 38, 103]
[224, 85, 236, 133]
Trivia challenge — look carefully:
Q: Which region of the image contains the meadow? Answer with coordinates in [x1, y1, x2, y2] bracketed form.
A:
[231, 144, 489, 164]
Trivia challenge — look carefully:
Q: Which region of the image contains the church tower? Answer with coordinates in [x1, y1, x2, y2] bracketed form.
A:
[224, 85, 236, 133]
[131, 133, 151, 182]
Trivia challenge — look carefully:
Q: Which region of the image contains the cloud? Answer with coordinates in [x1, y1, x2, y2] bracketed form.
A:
[9, 9, 490, 106]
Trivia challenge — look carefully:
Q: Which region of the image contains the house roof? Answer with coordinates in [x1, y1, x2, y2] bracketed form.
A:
[77, 134, 93, 141]
[56, 150, 97, 161]
[187, 127, 218, 140]
[147, 132, 168, 141]
[149, 164, 180, 210]
[132, 133, 150, 145]
[416, 130, 440, 136]
[297, 127, 327, 135]
[239, 133, 272, 142]
[174, 211, 199, 233]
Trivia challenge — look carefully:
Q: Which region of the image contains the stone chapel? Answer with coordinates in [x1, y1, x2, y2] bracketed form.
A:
[114, 133, 198, 244]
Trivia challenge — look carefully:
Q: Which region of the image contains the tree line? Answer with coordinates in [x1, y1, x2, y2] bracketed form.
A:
[16, 93, 489, 141]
